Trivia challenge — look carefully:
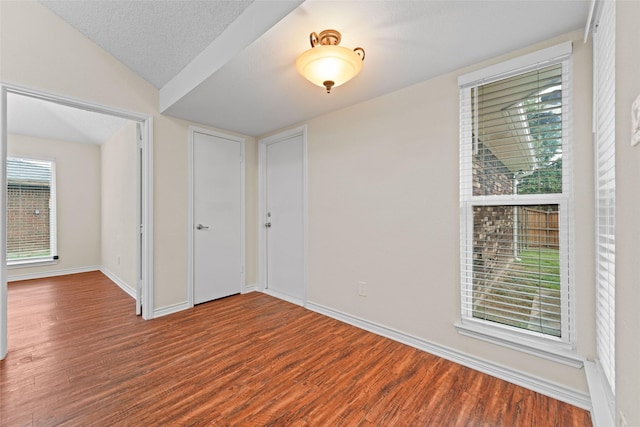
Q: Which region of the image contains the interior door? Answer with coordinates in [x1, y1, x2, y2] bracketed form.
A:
[265, 134, 304, 301]
[193, 131, 242, 304]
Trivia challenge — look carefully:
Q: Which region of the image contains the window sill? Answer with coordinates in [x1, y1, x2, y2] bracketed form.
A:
[455, 320, 584, 368]
[7, 258, 59, 269]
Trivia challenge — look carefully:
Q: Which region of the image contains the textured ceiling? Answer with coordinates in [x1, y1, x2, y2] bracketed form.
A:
[163, 0, 591, 136]
[32, 0, 590, 138]
[40, 0, 254, 88]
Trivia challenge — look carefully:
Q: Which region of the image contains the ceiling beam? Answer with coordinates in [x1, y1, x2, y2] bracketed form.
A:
[159, 0, 304, 114]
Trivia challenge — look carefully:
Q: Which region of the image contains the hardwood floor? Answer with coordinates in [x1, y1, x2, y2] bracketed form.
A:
[1, 272, 592, 426]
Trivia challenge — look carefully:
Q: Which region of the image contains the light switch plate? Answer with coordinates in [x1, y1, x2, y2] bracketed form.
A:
[358, 281, 367, 297]
[631, 93, 640, 146]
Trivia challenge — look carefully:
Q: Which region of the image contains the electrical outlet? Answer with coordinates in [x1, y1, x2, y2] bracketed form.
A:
[117, 255, 121, 265]
[358, 281, 367, 297]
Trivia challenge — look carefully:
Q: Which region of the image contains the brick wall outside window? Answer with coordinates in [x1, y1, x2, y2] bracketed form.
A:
[7, 183, 51, 259]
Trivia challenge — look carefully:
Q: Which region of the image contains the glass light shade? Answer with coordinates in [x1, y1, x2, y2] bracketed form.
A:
[296, 45, 363, 89]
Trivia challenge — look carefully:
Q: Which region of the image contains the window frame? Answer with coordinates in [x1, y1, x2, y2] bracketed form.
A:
[6, 155, 58, 267]
[455, 42, 582, 366]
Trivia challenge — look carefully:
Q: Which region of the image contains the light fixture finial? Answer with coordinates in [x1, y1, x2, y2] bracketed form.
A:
[323, 80, 335, 94]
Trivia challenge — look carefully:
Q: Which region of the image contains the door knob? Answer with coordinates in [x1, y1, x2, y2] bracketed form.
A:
[265, 222, 271, 228]
[196, 224, 209, 230]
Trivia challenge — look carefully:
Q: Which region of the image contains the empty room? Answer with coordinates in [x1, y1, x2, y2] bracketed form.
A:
[1, 1, 638, 426]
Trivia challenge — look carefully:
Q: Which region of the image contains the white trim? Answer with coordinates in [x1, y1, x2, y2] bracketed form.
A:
[136, 122, 143, 316]
[153, 301, 191, 319]
[584, 0, 597, 43]
[187, 128, 194, 303]
[100, 267, 136, 299]
[262, 288, 304, 307]
[187, 126, 246, 308]
[458, 51, 576, 352]
[50, 159, 58, 259]
[7, 265, 100, 282]
[7, 258, 58, 269]
[455, 321, 583, 368]
[459, 193, 568, 206]
[242, 283, 258, 294]
[0, 82, 155, 361]
[240, 139, 246, 295]
[585, 360, 615, 427]
[258, 125, 308, 302]
[306, 301, 591, 411]
[0, 86, 7, 359]
[258, 143, 266, 293]
[139, 115, 154, 320]
[458, 42, 573, 87]
[1, 81, 152, 122]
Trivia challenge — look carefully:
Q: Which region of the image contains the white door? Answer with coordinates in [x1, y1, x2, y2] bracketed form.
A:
[193, 131, 243, 304]
[265, 134, 305, 302]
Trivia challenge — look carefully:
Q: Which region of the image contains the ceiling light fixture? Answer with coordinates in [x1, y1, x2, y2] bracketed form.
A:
[295, 29, 365, 94]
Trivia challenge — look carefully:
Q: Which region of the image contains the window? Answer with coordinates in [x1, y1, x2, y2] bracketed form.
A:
[7, 156, 57, 265]
[457, 43, 576, 358]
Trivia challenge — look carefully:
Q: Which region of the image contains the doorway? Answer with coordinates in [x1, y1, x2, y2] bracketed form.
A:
[0, 83, 154, 360]
[258, 126, 307, 306]
[188, 126, 245, 306]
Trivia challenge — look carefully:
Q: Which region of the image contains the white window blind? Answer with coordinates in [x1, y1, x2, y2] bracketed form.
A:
[593, 0, 616, 396]
[7, 157, 57, 263]
[459, 45, 573, 345]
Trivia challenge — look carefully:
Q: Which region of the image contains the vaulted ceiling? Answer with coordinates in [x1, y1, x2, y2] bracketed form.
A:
[22, 0, 590, 140]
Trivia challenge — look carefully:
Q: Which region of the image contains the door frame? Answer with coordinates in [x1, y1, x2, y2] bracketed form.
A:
[258, 125, 308, 306]
[187, 126, 246, 307]
[0, 82, 155, 360]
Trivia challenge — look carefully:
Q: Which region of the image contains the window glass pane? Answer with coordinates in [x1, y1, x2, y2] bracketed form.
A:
[472, 64, 563, 196]
[7, 158, 52, 260]
[472, 204, 561, 337]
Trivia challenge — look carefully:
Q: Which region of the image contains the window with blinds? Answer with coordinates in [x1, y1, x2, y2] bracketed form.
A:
[459, 44, 573, 344]
[7, 157, 57, 263]
[593, 0, 616, 397]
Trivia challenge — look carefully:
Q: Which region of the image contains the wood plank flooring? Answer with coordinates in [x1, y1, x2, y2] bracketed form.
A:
[1, 271, 592, 426]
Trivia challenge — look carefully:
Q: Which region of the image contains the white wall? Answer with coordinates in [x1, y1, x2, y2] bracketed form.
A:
[7, 0, 639, 418]
[101, 121, 137, 292]
[614, 2, 640, 426]
[293, 30, 593, 395]
[7, 134, 101, 278]
[0, 1, 257, 311]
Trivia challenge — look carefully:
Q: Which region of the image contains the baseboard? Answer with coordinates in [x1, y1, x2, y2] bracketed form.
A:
[155, 285, 259, 319]
[153, 301, 190, 319]
[584, 361, 615, 427]
[243, 283, 258, 294]
[7, 265, 100, 282]
[99, 267, 135, 299]
[306, 301, 591, 411]
[263, 288, 304, 307]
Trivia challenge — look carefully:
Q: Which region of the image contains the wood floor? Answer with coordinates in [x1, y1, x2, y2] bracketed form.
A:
[1, 272, 592, 426]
